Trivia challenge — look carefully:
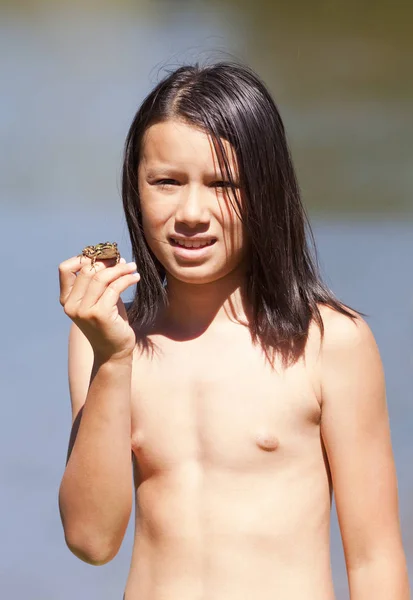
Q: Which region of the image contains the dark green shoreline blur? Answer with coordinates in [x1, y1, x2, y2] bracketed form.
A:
[1, 0, 412, 217]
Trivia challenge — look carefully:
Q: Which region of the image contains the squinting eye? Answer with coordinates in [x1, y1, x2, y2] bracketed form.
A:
[154, 179, 179, 188]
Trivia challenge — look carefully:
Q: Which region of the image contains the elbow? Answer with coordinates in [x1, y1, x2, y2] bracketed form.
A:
[63, 530, 121, 566]
[58, 488, 130, 565]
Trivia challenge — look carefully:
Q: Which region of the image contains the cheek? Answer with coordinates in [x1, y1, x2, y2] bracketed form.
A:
[218, 200, 245, 251]
[140, 201, 168, 240]
[224, 222, 244, 251]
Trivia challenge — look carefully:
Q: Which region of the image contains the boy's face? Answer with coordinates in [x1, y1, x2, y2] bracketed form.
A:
[138, 119, 248, 285]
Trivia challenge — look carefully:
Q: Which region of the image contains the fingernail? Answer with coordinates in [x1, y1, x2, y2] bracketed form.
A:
[119, 257, 126, 264]
[128, 262, 137, 269]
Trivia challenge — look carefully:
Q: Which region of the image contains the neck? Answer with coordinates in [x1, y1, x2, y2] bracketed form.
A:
[159, 267, 250, 339]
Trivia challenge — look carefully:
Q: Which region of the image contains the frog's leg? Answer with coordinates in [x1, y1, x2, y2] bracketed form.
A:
[90, 254, 98, 271]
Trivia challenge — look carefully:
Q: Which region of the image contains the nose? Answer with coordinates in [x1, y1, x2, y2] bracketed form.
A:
[174, 184, 210, 228]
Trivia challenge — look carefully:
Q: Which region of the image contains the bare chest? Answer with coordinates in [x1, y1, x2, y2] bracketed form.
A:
[130, 333, 321, 479]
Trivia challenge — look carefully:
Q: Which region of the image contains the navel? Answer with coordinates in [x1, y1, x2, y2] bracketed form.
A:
[255, 432, 279, 452]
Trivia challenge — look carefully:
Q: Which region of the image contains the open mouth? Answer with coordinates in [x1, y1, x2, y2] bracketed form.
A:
[169, 237, 217, 249]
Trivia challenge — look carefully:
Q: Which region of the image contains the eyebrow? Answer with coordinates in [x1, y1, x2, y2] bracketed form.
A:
[144, 166, 239, 182]
[145, 167, 174, 179]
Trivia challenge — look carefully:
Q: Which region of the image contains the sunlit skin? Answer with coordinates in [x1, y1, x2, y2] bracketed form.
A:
[59, 118, 408, 600]
[138, 119, 251, 336]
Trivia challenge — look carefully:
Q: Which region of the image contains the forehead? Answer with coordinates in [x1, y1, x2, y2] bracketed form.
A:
[140, 119, 238, 174]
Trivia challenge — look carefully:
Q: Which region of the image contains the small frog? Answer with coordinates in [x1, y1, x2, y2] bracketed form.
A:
[79, 242, 121, 268]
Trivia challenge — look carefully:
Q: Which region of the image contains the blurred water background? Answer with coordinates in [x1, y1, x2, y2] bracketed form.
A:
[1, 1, 412, 598]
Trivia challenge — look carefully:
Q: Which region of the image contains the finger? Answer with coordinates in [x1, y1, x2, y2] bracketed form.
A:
[67, 257, 127, 306]
[65, 260, 109, 307]
[77, 262, 139, 310]
[59, 254, 127, 307]
[59, 255, 93, 305]
[97, 272, 141, 314]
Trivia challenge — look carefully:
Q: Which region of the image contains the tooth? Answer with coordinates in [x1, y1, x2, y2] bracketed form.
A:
[173, 239, 213, 248]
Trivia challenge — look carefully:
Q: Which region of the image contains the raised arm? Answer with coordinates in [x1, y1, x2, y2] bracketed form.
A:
[58, 255, 140, 565]
[319, 308, 409, 599]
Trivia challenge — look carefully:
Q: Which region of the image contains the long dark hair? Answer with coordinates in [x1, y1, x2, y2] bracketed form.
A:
[122, 61, 357, 364]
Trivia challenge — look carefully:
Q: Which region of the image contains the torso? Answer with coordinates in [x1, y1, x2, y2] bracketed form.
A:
[124, 316, 335, 600]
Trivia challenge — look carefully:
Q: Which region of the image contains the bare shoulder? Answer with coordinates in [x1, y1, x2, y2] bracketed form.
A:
[306, 304, 369, 361]
[317, 304, 377, 354]
[316, 304, 384, 404]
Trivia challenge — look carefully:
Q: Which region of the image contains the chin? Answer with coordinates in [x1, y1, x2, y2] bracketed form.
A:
[168, 271, 221, 286]
[166, 263, 243, 286]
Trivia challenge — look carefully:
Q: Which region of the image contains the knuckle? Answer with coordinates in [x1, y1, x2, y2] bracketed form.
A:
[87, 305, 102, 319]
[63, 303, 74, 317]
[78, 306, 101, 321]
[79, 266, 91, 277]
[58, 261, 69, 274]
[83, 263, 95, 273]
[59, 298, 67, 308]
[88, 308, 103, 323]
[76, 307, 88, 320]
[91, 268, 107, 283]
[80, 262, 98, 276]
[107, 281, 120, 293]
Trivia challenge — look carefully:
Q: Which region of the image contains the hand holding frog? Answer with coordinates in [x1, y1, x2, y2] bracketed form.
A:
[59, 245, 140, 363]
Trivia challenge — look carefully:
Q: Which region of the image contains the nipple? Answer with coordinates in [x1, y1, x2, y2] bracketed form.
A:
[132, 430, 144, 451]
[255, 432, 279, 452]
